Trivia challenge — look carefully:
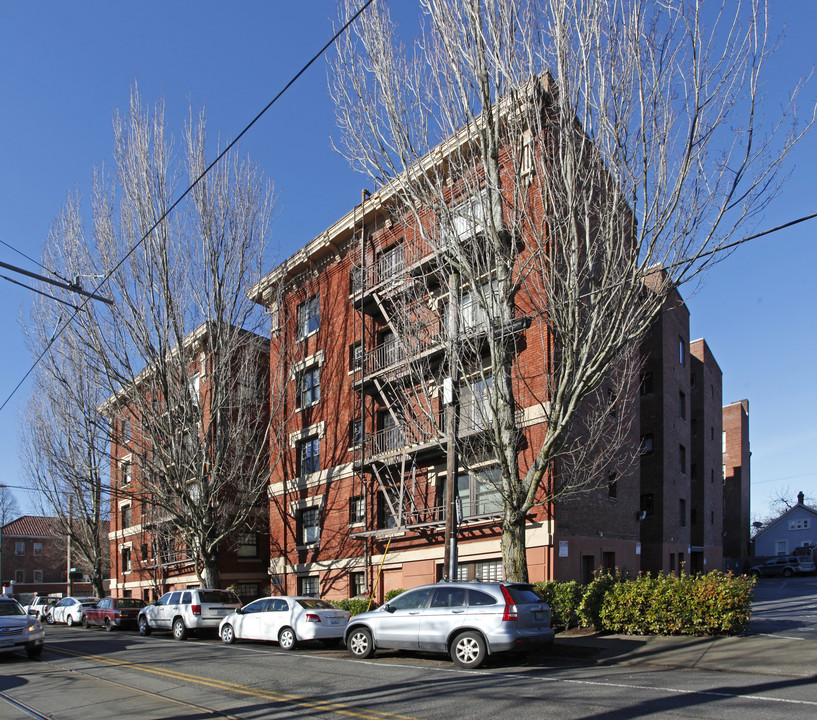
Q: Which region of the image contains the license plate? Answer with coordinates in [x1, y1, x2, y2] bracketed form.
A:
[0, 638, 14, 648]
[533, 611, 543, 621]
[328, 617, 343, 625]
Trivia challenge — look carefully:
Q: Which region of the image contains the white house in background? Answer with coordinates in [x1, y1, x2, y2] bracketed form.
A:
[752, 492, 817, 558]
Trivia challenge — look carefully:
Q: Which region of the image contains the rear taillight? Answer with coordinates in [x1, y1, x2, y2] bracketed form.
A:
[500, 586, 518, 622]
[191, 604, 201, 616]
[305, 613, 321, 623]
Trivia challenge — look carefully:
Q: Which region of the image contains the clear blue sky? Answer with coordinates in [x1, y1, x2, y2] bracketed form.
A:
[0, 1, 814, 523]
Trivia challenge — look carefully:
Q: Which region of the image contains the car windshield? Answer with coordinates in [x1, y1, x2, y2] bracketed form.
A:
[199, 591, 239, 604]
[0, 601, 25, 617]
[115, 599, 145, 608]
[505, 584, 544, 604]
[296, 599, 333, 610]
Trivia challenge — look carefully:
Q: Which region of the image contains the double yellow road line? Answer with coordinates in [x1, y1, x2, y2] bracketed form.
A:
[52, 646, 420, 720]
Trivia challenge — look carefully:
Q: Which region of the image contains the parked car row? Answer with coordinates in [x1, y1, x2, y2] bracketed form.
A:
[18, 581, 556, 670]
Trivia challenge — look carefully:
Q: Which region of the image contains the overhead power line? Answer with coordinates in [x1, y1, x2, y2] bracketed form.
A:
[0, 0, 376, 415]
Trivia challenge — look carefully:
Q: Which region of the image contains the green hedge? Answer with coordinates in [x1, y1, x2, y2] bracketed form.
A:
[330, 597, 378, 616]
[535, 570, 754, 636]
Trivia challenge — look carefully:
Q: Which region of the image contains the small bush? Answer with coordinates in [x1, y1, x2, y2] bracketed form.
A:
[534, 580, 582, 629]
[330, 597, 377, 616]
[385, 588, 405, 603]
[577, 568, 628, 630]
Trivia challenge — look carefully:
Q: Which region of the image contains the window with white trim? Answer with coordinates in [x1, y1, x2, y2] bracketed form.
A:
[299, 575, 319, 597]
[789, 519, 811, 530]
[298, 436, 320, 476]
[298, 366, 320, 408]
[122, 546, 132, 572]
[297, 296, 320, 338]
[300, 507, 321, 545]
[33, 569, 43, 583]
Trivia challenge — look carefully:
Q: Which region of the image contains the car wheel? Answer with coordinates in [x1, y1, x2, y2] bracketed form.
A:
[26, 643, 43, 659]
[66, 614, 75, 627]
[45, 613, 54, 625]
[278, 626, 297, 650]
[783, 568, 793, 578]
[221, 624, 236, 644]
[138, 616, 151, 636]
[347, 627, 374, 659]
[172, 617, 188, 641]
[104, 618, 114, 632]
[451, 630, 487, 669]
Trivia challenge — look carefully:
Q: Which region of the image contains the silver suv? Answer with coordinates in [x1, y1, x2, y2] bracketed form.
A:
[137, 588, 241, 640]
[345, 580, 554, 668]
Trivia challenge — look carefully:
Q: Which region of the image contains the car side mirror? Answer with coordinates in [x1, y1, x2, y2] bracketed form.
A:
[236, 608, 244, 615]
[384, 603, 395, 613]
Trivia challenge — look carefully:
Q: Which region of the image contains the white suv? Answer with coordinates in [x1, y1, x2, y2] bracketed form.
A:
[138, 589, 241, 640]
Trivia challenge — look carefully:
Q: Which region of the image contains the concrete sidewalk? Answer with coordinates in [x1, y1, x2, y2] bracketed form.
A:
[550, 630, 817, 679]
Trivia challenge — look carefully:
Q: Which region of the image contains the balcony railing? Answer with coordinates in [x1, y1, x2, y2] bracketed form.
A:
[365, 414, 441, 458]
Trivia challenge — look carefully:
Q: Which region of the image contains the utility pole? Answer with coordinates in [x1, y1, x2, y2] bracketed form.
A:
[443, 270, 460, 580]
[66, 496, 73, 597]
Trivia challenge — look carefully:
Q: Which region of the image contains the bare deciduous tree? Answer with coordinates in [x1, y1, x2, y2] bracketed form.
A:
[0, 484, 21, 527]
[25, 88, 280, 590]
[332, 0, 811, 580]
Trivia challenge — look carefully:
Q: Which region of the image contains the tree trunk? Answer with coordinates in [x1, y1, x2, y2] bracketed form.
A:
[200, 555, 220, 588]
[501, 513, 529, 583]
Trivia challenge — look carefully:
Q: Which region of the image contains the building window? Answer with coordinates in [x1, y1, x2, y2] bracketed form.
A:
[299, 575, 319, 597]
[460, 375, 493, 431]
[33, 570, 43, 583]
[377, 492, 398, 529]
[141, 544, 149, 562]
[679, 445, 686, 475]
[298, 436, 320, 476]
[122, 547, 132, 573]
[679, 391, 686, 420]
[679, 499, 687, 527]
[457, 466, 503, 517]
[237, 532, 259, 558]
[120, 460, 132, 486]
[15, 542, 24, 556]
[300, 507, 321, 545]
[15, 569, 24, 583]
[349, 496, 365, 525]
[350, 571, 366, 598]
[456, 559, 503, 582]
[640, 494, 654, 517]
[789, 519, 811, 530]
[297, 296, 320, 338]
[349, 418, 362, 448]
[33, 542, 43, 557]
[640, 371, 653, 395]
[121, 418, 131, 444]
[121, 505, 132, 528]
[298, 366, 320, 408]
[350, 342, 363, 371]
[690, 507, 697, 526]
[641, 434, 654, 454]
[607, 472, 618, 499]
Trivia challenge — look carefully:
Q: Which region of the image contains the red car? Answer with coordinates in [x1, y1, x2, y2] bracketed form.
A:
[83, 597, 147, 631]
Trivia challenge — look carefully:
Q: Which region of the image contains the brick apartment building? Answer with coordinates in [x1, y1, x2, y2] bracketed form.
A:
[0, 516, 98, 598]
[638, 292, 725, 576]
[723, 399, 751, 570]
[250, 120, 648, 600]
[105, 323, 271, 602]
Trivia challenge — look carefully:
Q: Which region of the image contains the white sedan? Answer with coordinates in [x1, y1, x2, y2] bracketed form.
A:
[219, 596, 350, 650]
[48, 596, 99, 626]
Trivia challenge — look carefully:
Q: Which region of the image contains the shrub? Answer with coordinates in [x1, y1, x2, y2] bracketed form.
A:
[385, 588, 405, 603]
[577, 568, 628, 630]
[534, 580, 582, 630]
[599, 571, 754, 636]
[330, 597, 377, 616]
